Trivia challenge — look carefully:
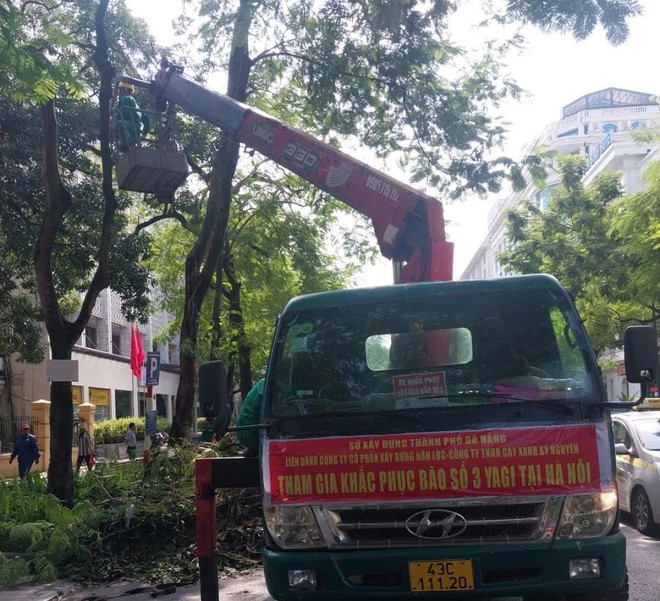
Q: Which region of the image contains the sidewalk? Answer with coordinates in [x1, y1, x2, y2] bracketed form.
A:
[0, 571, 272, 601]
[0, 580, 78, 601]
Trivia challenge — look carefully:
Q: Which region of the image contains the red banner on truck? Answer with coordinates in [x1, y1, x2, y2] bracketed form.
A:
[265, 425, 604, 505]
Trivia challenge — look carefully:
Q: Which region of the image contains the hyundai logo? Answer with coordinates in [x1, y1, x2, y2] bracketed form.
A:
[405, 509, 468, 540]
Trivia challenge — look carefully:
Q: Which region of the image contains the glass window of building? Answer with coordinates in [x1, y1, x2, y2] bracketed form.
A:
[115, 390, 131, 418]
[85, 326, 98, 349]
[112, 329, 122, 355]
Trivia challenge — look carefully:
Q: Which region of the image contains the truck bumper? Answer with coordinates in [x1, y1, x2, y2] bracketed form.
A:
[263, 532, 626, 601]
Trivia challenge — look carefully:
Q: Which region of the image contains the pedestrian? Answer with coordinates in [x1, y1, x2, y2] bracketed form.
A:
[9, 423, 40, 478]
[76, 425, 95, 474]
[125, 422, 137, 460]
[115, 82, 151, 151]
[235, 379, 265, 457]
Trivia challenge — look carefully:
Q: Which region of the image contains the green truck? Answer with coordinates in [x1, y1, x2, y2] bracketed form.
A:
[250, 274, 644, 601]
[123, 63, 658, 601]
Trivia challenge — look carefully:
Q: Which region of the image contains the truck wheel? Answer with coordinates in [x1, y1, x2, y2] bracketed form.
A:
[631, 487, 656, 535]
[565, 570, 629, 601]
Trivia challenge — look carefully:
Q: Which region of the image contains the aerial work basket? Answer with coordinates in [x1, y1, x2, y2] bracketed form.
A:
[111, 78, 189, 199]
[115, 146, 189, 196]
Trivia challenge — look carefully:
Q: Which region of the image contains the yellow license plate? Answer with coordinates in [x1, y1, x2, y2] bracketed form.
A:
[409, 560, 474, 592]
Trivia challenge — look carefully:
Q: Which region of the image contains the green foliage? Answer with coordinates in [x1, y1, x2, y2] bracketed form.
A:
[0, 439, 260, 585]
[499, 155, 659, 353]
[617, 390, 639, 403]
[612, 161, 660, 304]
[0, 98, 48, 362]
[93, 417, 171, 444]
[151, 174, 355, 373]
[0, 475, 103, 586]
[0, 442, 251, 585]
[503, 0, 642, 45]
[0, 554, 29, 587]
[0, 0, 80, 102]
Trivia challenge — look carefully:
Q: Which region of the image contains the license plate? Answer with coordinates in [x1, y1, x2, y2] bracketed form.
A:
[409, 560, 474, 592]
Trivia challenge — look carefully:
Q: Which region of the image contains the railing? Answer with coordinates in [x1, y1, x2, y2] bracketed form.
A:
[587, 132, 613, 169]
[0, 416, 36, 453]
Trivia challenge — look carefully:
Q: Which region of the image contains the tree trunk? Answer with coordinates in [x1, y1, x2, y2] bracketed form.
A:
[170, 136, 241, 439]
[223, 249, 253, 400]
[3, 356, 15, 424]
[169, 0, 254, 439]
[33, 0, 116, 504]
[210, 260, 223, 362]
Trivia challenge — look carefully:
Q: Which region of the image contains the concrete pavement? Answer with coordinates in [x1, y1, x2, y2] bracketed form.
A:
[0, 580, 78, 601]
[0, 570, 272, 601]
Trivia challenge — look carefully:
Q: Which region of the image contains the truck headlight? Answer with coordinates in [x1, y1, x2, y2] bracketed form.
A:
[264, 506, 324, 549]
[556, 490, 618, 539]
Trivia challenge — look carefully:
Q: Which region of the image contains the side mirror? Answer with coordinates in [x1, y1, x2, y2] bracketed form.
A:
[624, 325, 659, 384]
[614, 443, 629, 455]
[198, 360, 232, 439]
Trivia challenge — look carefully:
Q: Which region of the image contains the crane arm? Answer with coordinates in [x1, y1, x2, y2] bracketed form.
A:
[128, 62, 453, 283]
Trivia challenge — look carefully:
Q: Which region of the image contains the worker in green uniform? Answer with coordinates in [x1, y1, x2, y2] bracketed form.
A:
[235, 378, 265, 456]
[115, 82, 151, 151]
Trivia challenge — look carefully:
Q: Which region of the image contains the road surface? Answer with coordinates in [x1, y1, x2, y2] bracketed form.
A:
[12, 518, 656, 601]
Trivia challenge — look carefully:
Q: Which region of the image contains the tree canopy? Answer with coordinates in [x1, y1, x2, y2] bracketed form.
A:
[0, 0, 647, 490]
[500, 155, 660, 353]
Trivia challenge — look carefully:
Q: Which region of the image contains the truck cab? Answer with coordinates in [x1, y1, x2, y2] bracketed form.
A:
[256, 274, 626, 601]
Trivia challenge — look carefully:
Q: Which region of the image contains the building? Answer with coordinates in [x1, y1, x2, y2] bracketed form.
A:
[460, 88, 660, 401]
[1, 288, 180, 428]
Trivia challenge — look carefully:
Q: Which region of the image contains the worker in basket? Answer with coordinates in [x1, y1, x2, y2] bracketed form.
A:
[115, 82, 151, 151]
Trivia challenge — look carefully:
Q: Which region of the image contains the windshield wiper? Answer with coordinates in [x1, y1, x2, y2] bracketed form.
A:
[441, 391, 582, 414]
[493, 397, 581, 415]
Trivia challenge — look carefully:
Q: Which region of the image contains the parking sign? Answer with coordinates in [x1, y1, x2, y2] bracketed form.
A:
[146, 352, 160, 386]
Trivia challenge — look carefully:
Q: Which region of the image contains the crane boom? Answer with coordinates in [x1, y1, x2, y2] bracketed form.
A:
[123, 61, 453, 283]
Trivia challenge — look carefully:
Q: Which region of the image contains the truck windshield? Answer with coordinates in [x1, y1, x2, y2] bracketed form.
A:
[267, 287, 598, 418]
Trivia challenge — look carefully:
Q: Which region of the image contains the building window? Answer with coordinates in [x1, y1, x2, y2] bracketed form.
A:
[602, 123, 618, 134]
[538, 187, 554, 212]
[115, 390, 131, 418]
[85, 326, 98, 349]
[556, 128, 578, 138]
[112, 332, 121, 355]
[168, 344, 176, 364]
[630, 121, 646, 131]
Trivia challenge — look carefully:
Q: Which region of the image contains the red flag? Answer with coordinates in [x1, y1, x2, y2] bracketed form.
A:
[130, 323, 144, 378]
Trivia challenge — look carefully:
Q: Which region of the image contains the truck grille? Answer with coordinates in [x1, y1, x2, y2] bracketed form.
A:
[317, 497, 563, 549]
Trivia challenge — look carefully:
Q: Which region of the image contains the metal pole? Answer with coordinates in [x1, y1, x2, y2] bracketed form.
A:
[196, 458, 219, 601]
[653, 307, 660, 394]
[195, 456, 261, 601]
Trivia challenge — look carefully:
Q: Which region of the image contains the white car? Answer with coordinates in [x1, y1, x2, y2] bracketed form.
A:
[612, 410, 660, 534]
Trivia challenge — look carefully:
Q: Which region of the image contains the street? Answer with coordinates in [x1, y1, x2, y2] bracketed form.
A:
[39, 518, 656, 601]
[621, 517, 658, 601]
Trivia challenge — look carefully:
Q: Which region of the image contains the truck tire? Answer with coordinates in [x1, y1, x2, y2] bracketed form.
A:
[631, 487, 656, 535]
[565, 570, 629, 601]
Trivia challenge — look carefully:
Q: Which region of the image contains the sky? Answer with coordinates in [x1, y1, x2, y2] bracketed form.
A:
[127, 0, 660, 284]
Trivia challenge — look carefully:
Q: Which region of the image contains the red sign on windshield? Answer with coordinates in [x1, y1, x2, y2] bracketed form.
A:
[393, 371, 447, 400]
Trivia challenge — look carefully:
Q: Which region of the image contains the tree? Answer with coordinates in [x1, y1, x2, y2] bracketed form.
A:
[613, 161, 660, 305]
[500, 155, 658, 353]
[503, 0, 641, 44]
[0, 99, 48, 364]
[0, 0, 157, 504]
[165, 0, 642, 437]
